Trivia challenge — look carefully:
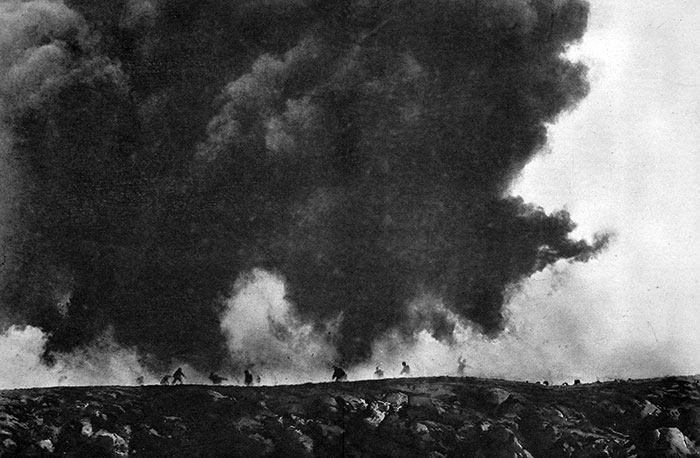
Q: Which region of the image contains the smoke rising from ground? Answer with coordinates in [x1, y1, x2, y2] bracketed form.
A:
[0, 325, 153, 388]
[220, 269, 338, 385]
[0, 0, 607, 379]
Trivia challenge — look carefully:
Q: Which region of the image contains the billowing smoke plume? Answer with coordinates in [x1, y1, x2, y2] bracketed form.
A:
[0, 0, 606, 374]
[220, 269, 338, 384]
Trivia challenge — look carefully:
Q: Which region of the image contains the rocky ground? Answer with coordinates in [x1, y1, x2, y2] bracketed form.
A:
[0, 376, 699, 457]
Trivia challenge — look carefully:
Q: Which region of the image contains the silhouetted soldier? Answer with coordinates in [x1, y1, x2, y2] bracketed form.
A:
[172, 367, 186, 385]
[400, 361, 410, 376]
[332, 366, 347, 382]
[256, 375, 261, 385]
[136, 376, 144, 385]
[374, 366, 384, 378]
[160, 375, 171, 385]
[244, 369, 253, 386]
[209, 372, 227, 385]
[457, 356, 468, 376]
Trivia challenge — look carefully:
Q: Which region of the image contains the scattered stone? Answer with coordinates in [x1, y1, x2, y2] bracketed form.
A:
[484, 388, 511, 407]
[365, 401, 391, 428]
[207, 390, 231, 402]
[0, 414, 20, 431]
[646, 427, 698, 458]
[80, 418, 93, 437]
[234, 417, 263, 432]
[413, 423, 429, 435]
[384, 392, 409, 410]
[93, 430, 129, 458]
[640, 400, 662, 418]
[336, 395, 368, 412]
[0, 438, 16, 451]
[37, 439, 54, 452]
[317, 424, 344, 438]
[248, 433, 274, 455]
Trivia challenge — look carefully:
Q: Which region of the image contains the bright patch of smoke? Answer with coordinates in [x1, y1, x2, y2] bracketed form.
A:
[0, 0, 608, 379]
[354, 258, 682, 385]
[0, 325, 153, 388]
[220, 269, 338, 385]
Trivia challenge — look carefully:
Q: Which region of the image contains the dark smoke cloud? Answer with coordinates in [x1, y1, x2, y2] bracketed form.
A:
[0, 0, 604, 369]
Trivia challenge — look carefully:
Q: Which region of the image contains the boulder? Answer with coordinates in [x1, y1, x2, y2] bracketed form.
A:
[365, 401, 391, 428]
[80, 418, 93, 437]
[485, 388, 512, 408]
[385, 392, 409, 411]
[93, 430, 129, 458]
[335, 395, 368, 413]
[644, 427, 699, 458]
[640, 401, 661, 419]
[37, 439, 54, 453]
[413, 423, 430, 435]
[481, 424, 534, 458]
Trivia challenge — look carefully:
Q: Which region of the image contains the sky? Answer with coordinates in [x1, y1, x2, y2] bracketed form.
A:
[512, 0, 700, 377]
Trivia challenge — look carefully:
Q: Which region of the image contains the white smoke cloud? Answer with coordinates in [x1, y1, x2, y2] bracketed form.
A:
[351, 255, 687, 385]
[0, 325, 155, 388]
[220, 269, 339, 385]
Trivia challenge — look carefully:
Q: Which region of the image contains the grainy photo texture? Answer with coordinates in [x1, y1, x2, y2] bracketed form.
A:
[0, 0, 698, 456]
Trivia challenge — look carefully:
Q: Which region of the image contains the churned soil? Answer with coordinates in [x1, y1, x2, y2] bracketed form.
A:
[0, 375, 699, 457]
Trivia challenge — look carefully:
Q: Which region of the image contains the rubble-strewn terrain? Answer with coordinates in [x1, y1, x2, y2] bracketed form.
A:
[1, 376, 699, 457]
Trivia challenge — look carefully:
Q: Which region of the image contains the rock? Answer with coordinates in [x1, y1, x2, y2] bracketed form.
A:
[234, 417, 263, 432]
[282, 427, 314, 456]
[482, 424, 534, 458]
[413, 423, 430, 435]
[207, 390, 231, 401]
[248, 433, 274, 455]
[37, 439, 54, 452]
[0, 438, 16, 456]
[680, 405, 700, 442]
[640, 400, 661, 418]
[408, 395, 443, 419]
[644, 427, 698, 458]
[316, 395, 339, 412]
[317, 423, 344, 438]
[364, 400, 391, 428]
[385, 392, 409, 410]
[664, 408, 682, 424]
[336, 395, 368, 412]
[80, 418, 93, 437]
[93, 430, 129, 458]
[485, 388, 512, 407]
[0, 414, 20, 432]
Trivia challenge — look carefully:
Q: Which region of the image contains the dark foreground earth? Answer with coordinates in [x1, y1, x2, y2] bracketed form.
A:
[1, 376, 699, 457]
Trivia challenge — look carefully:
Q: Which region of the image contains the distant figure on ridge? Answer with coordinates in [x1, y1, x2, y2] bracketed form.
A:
[332, 366, 347, 382]
[374, 366, 384, 378]
[244, 369, 253, 386]
[136, 376, 144, 385]
[172, 367, 186, 385]
[457, 356, 468, 376]
[160, 375, 171, 385]
[256, 375, 261, 385]
[209, 372, 227, 385]
[400, 361, 411, 376]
